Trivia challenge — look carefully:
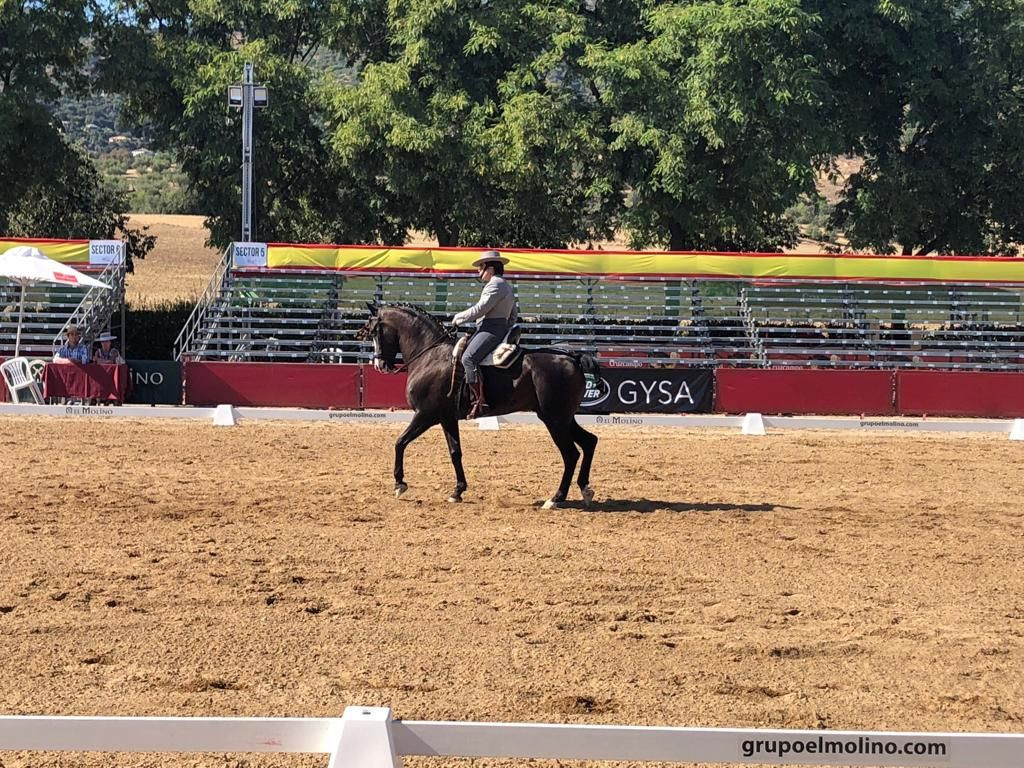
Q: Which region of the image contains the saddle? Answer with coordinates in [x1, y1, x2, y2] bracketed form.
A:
[452, 325, 523, 369]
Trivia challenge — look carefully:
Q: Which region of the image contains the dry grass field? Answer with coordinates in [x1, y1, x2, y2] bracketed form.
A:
[125, 214, 222, 306]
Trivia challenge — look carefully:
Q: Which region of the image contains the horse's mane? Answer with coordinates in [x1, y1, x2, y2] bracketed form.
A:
[381, 302, 452, 340]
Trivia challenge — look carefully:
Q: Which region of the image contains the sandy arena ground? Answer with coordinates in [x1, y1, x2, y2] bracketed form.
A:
[1, 418, 1023, 768]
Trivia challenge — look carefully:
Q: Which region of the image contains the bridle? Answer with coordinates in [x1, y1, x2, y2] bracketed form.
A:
[370, 322, 451, 374]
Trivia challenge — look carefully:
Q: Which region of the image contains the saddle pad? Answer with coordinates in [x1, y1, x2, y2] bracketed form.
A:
[452, 332, 520, 368]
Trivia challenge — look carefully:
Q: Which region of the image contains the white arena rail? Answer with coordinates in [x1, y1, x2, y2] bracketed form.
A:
[2, 707, 1022, 768]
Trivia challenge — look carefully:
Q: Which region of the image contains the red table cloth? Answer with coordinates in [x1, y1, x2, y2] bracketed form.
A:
[44, 362, 129, 403]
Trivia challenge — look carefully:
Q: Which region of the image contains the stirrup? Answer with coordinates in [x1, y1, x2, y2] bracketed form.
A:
[468, 401, 491, 419]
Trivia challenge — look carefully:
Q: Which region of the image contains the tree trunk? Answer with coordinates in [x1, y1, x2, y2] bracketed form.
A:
[434, 219, 460, 247]
[915, 239, 939, 257]
[668, 221, 687, 252]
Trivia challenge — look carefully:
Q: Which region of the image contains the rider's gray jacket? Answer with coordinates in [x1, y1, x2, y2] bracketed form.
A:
[454, 276, 517, 325]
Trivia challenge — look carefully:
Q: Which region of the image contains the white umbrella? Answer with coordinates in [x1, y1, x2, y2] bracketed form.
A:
[0, 245, 111, 357]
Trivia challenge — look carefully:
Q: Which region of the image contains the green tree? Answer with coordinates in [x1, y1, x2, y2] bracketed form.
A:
[821, 0, 1024, 255]
[5, 147, 156, 272]
[325, 0, 618, 247]
[0, 0, 154, 268]
[585, 0, 834, 252]
[0, 0, 90, 216]
[96, 1, 402, 249]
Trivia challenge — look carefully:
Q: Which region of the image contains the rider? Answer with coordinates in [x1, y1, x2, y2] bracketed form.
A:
[453, 250, 517, 419]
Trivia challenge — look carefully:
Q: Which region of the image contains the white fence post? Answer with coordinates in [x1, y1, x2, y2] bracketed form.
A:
[329, 706, 402, 768]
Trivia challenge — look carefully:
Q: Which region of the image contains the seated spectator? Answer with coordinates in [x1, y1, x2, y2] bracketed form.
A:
[93, 332, 125, 365]
[53, 325, 91, 364]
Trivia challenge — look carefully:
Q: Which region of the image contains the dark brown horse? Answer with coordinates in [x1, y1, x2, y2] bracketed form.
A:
[355, 303, 600, 508]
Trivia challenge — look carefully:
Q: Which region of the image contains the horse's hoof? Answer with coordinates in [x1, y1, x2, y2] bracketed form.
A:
[448, 494, 462, 503]
[542, 499, 559, 510]
[395, 483, 408, 498]
[581, 486, 595, 508]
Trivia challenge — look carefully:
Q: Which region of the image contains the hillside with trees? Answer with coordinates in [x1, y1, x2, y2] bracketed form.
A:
[50, 92, 201, 215]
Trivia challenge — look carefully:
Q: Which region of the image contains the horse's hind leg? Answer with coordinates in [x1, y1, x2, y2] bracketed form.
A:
[394, 411, 437, 497]
[440, 414, 468, 502]
[572, 419, 598, 507]
[541, 419, 580, 510]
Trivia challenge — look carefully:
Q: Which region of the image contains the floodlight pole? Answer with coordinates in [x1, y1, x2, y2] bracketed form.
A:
[241, 61, 255, 242]
[229, 63, 268, 243]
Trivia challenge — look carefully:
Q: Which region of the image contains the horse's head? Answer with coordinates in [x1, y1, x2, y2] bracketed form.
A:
[356, 304, 401, 372]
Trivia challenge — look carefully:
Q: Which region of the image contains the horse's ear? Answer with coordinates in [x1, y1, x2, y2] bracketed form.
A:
[366, 301, 378, 316]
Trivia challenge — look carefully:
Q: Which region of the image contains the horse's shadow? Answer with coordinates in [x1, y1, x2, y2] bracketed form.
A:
[540, 498, 796, 514]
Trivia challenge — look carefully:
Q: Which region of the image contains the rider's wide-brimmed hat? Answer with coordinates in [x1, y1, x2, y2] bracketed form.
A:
[471, 250, 510, 268]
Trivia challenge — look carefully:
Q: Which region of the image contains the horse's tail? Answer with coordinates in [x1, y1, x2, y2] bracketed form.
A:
[571, 351, 601, 377]
[528, 346, 601, 377]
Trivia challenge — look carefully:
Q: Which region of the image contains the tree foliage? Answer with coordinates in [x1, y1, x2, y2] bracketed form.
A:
[94, 151, 202, 215]
[4, 146, 157, 272]
[586, 0, 833, 251]
[325, 0, 618, 247]
[821, 0, 1024, 255]
[0, 0, 154, 268]
[7, 0, 1023, 257]
[0, 0, 90, 216]
[95, 0, 402, 249]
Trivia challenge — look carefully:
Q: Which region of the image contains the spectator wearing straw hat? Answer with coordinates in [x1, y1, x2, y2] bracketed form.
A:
[93, 332, 125, 365]
[54, 325, 91, 364]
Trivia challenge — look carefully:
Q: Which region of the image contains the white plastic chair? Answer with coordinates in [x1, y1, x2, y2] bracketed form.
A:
[1, 357, 45, 404]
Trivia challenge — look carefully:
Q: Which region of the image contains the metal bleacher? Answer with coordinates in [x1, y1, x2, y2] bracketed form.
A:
[0, 258, 126, 360]
[174, 248, 1024, 371]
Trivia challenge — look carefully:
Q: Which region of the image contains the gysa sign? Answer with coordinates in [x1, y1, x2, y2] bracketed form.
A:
[581, 368, 713, 413]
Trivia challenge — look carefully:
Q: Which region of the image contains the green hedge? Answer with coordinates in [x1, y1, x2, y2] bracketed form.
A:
[125, 299, 195, 360]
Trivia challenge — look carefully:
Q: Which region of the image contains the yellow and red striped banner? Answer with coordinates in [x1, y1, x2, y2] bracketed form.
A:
[0, 238, 90, 264]
[265, 244, 1024, 284]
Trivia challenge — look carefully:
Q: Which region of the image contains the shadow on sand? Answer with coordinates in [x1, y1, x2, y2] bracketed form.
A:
[541, 498, 796, 514]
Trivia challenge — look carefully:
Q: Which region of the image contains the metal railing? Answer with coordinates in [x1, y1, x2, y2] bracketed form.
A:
[51, 257, 127, 355]
[173, 246, 232, 361]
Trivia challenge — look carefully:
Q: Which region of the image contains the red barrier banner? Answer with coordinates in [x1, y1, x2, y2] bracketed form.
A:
[715, 369, 896, 415]
[185, 362, 360, 408]
[896, 371, 1024, 417]
[360, 367, 410, 409]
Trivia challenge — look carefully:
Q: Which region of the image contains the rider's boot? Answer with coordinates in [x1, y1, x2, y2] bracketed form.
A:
[467, 379, 490, 419]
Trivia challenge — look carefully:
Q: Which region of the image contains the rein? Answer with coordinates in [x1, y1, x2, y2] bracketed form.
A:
[388, 336, 450, 373]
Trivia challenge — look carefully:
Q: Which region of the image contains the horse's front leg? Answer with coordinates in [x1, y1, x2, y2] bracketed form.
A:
[394, 411, 437, 497]
[440, 415, 468, 502]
